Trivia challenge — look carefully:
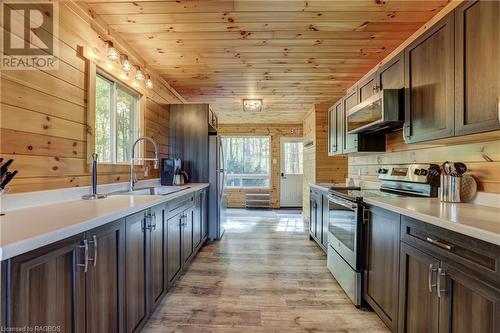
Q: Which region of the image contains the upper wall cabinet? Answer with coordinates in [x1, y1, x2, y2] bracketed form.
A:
[403, 14, 455, 143]
[343, 90, 360, 153]
[328, 100, 343, 156]
[455, 0, 500, 135]
[378, 52, 404, 91]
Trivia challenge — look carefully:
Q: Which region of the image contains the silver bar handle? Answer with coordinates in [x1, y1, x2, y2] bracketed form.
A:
[151, 212, 157, 231]
[77, 239, 89, 273]
[437, 267, 446, 298]
[88, 235, 97, 267]
[425, 237, 452, 251]
[428, 264, 437, 293]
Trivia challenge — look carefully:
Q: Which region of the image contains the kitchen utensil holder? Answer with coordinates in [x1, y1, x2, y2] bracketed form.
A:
[439, 175, 462, 203]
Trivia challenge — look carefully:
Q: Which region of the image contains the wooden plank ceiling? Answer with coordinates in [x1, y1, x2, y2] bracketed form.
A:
[83, 0, 449, 123]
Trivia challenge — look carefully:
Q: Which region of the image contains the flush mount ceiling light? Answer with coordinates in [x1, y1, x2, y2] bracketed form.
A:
[145, 74, 153, 89]
[135, 66, 145, 81]
[121, 55, 132, 73]
[243, 99, 263, 112]
[106, 41, 119, 61]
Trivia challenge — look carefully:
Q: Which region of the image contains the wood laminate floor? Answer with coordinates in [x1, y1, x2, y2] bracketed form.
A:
[144, 209, 389, 332]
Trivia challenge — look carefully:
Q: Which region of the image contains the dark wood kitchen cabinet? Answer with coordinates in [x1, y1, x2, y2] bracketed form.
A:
[309, 187, 328, 253]
[378, 52, 404, 90]
[125, 210, 148, 333]
[328, 100, 344, 156]
[342, 90, 359, 153]
[1, 189, 209, 333]
[167, 213, 182, 285]
[148, 205, 166, 310]
[3, 222, 126, 333]
[398, 215, 500, 333]
[363, 206, 401, 331]
[195, 188, 208, 249]
[4, 235, 86, 332]
[403, 14, 455, 143]
[85, 220, 125, 333]
[182, 206, 195, 264]
[398, 242, 440, 333]
[455, 0, 500, 135]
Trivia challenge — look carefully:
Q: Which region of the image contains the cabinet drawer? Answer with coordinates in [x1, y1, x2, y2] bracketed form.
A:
[401, 216, 500, 285]
[166, 193, 195, 218]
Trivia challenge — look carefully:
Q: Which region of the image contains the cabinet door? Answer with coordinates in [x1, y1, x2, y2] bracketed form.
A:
[321, 195, 329, 249]
[327, 105, 337, 156]
[167, 213, 182, 284]
[343, 90, 359, 153]
[309, 193, 317, 237]
[200, 189, 208, 240]
[358, 72, 378, 102]
[438, 261, 500, 333]
[86, 220, 125, 333]
[398, 243, 440, 333]
[7, 235, 85, 332]
[378, 52, 404, 90]
[455, 0, 500, 135]
[363, 207, 400, 331]
[404, 14, 454, 143]
[183, 207, 194, 264]
[148, 205, 166, 310]
[193, 191, 203, 249]
[125, 211, 148, 333]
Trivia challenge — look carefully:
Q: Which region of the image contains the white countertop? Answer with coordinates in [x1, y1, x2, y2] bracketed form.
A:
[364, 196, 500, 246]
[0, 183, 208, 260]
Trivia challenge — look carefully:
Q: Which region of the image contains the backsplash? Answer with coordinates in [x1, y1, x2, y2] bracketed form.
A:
[348, 130, 500, 193]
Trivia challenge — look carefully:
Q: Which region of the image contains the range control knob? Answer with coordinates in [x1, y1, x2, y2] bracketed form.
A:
[420, 169, 428, 176]
[414, 169, 421, 175]
[378, 168, 388, 174]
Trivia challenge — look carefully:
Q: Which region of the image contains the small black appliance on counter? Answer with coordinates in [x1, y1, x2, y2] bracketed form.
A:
[160, 157, 181, 185]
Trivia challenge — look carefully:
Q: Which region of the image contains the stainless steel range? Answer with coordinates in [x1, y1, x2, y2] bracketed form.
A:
[326, 164, 440, 307]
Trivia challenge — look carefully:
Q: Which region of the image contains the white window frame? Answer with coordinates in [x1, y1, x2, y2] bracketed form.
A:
[222, 136, 271, 189]
[96, 71, 141, 164]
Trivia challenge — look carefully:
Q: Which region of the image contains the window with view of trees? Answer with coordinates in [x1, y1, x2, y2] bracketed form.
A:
[222, 136, 271, 188]
[95, 73, 140, 163]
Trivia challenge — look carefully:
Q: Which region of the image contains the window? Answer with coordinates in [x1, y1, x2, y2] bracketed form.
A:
[283, 141, 303, 174]
[222, 137, 270, 188]
[95, 73, 140, 163]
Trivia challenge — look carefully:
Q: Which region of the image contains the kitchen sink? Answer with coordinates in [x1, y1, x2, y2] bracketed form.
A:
[111, 185, 191, 196]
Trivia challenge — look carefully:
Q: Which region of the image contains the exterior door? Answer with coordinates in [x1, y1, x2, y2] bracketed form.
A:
[280, 137, 303, 207]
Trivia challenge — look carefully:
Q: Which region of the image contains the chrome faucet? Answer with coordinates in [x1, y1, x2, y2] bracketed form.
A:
[130, 136, 159, 191]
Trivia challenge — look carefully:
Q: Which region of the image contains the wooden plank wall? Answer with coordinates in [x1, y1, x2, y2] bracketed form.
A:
[0, 2, 182, 193]
[217, 123, 303, 208]
[303, 103, 348, 220]
[348, 130, 500, 193]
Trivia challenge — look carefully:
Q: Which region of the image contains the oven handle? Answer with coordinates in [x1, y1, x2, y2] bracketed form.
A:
[327, 194, 358, 210]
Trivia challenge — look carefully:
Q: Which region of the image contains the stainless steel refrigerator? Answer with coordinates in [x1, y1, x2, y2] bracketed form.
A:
[208, 135, 227, 240]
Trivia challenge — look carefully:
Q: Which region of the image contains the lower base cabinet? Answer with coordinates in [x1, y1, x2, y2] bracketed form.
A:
[125, 211, 148, 333]
[3, 234, 86, 332]
[364, 209, 500, 333]
[86, 220, 125, 333]
[1, 188, 209, 333]
[363, 206, 400, 332]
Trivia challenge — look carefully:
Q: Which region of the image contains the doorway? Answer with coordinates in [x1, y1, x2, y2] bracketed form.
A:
[280, 137, 304, 207]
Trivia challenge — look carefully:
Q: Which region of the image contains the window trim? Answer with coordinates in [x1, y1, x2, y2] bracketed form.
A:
[221, 135, 272, 189]
[85, 60, 146, 171]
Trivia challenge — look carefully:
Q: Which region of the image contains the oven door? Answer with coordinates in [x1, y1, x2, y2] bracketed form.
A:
[327, 194, 360, 269]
